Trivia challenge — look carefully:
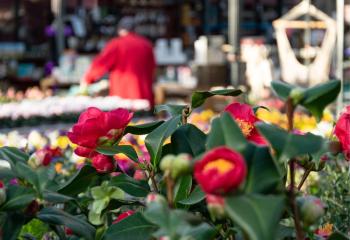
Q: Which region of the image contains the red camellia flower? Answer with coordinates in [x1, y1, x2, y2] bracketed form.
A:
[112, 210, 135, 224]
[225, 102, 266, 145]
[194, 147, 247, 195]
[68, 107, 133, 157]
[91, 154, 115, 173]
[334, 106, 350, 160]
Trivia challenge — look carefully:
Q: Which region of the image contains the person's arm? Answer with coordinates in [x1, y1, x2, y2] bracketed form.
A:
[82, 40, 118, 85]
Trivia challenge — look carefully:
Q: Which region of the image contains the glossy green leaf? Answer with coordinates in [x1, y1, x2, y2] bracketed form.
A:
[1, 185, 36, 211]
[0, 147, 28, 171]
[58, 165, 98, 196]
[225, 194, 285, 240]
[207, 112, 248, 153]
[243, 145, 283, 193]
[256, 123, 324, 162]
[2, 212, 25, 240]
[302, 80, 341, 121]
[110, 174, 150, 197]
[37, 207, 95, 240]
[328, 231, 350, 240]
[191, 89, 243, 108]
[171, 124, 206, 156]
[97, 145, 138, 162]
[155, 104, 187, 116]
[103, 212, 156, 240]
[43, 190, 75, 203]
[124, 121, 164, 135]
[145, 116, 181, 166]
[271, 81, 294, 100]
[174, 175, 192, 203]
[15, 161, 40, 192]
[178, 186, 205, 205]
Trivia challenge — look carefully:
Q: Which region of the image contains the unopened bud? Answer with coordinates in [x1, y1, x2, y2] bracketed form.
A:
[206, 194, 226, 220]
[297, 196, 325, 226]
[290, 88, 305, 105]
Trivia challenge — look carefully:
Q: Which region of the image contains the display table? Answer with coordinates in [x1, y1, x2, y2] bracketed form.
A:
[0, 96, 150, 128]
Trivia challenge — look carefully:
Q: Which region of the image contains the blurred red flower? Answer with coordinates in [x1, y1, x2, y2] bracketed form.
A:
[194, 147, 247, 195]
[92, 154, 115, 173]
[334, 106, 350, 160]
[225, 102, 266, 145]
[68, 107, 133, 158]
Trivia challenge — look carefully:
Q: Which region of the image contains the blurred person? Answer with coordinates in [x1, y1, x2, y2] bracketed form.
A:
[81, 17, 156, 106]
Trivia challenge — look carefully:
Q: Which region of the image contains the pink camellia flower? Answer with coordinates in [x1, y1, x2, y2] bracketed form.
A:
[334, 106, 350, 160]
[91, 154, 115, 173]
[112, 210, 135, 224]
[68, 107, 133, 158]
[225, 102, 266, 145]
[194, 147, 247, 195]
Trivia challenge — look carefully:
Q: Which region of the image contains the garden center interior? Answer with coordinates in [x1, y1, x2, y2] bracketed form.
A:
[0, 1, 350, 239]
[0, 0, 349, 129]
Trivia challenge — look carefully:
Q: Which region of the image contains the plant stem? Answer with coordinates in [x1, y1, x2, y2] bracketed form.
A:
[181, 105, 191, 125]
[286, 97, 304, 240]
[297, 168, 312, 191]
[147, 165, 159, 192]
[166, 173, 175, 207]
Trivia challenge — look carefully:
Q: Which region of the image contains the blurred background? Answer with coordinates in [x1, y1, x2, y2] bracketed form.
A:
[0, 0, 349, 132]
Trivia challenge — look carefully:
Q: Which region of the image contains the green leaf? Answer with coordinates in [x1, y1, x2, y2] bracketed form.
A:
[191, 89, 243, 108]
[155, 104, 187, 116]
[302, 80, 341, 121]
[42, 190, 75, 203]
[178, 186, 205, 205]
[328, 231, 350, 240]
[103, 212, 156, 240]
[179, 222, 217, 240]
[96, 145, 138, 162]
[1, 185, 36, 211]
[15, 161, 40, 193]
[110, 174, 150, 197]
[243, 145, 283, 193]
[253, 106, 270, 114]
[271, 81, 294, 100]
[256, 123, 324, 162]
[0, 166, 15, 179]
[2, 212, 25, 240]
[124, 121, 164, 135]
[225, 194, 285, 240]
[0, 147, 28, 172]
[58, 165, 98, 196]
[207, 112, 248, 152]
[174, 175, 192, 203]
[37, 207, 96, 240]
[171, 124, 206, 156]
[145, 116, 181, 166]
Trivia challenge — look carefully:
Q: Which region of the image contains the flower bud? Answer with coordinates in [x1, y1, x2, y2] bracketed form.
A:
[25, 200, 40, 217]
[160, 154, 176, 172]
[297, 196, 325, 226]
[206, 194, 226, 220]
[92, 154, 115, 173]
[0, 181, 6, 205]
[171, 154, 191, 179]
[290, 88, 305, 105]
[146, 193, 167, 205]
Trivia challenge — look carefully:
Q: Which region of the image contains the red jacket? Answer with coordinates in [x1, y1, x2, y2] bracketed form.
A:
[84, 33, 156, 106]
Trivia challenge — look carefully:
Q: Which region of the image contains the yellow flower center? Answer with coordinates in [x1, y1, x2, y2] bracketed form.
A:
[203, 159, 235, 174]
[318, 223, 333, 235]
[235, 119, 254, 137]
